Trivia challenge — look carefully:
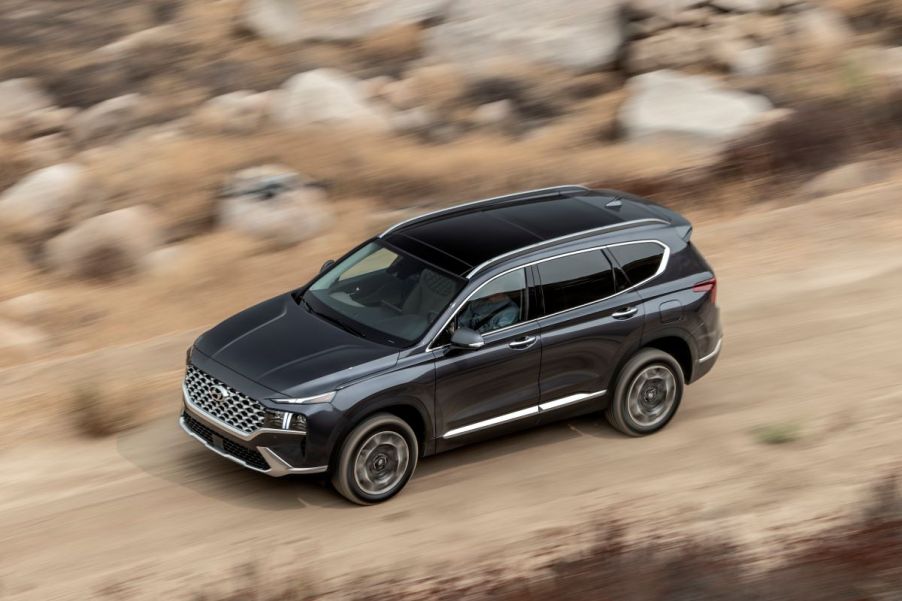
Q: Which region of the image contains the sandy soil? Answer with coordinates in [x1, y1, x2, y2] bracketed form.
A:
[2, 180, 902, 600]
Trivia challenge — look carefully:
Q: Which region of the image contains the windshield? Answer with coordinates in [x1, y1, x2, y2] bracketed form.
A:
[304, 241, 464, 346]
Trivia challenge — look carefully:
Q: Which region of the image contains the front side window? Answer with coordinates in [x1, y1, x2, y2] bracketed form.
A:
[537, 251, 616, 315]
[435, 269, 528, 346]
[305, 241, 463, 345]
[607, 242, 666, 286]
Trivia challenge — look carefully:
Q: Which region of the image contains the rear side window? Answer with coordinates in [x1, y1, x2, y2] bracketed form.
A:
[608, 243, 666, 286]
[537, 251, 616, 315]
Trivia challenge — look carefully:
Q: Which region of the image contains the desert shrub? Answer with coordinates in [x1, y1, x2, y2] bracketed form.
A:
[72, 381, 135, 437]
[754, 422, 802, 445]
[719, 89, 902, 184]
[187, 477, 902, 601]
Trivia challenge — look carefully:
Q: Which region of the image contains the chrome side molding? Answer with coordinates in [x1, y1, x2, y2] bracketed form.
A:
[442, 389, 607, 439]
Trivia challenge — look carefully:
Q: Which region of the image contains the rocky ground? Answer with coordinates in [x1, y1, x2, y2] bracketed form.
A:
[0, 1, 901, 599]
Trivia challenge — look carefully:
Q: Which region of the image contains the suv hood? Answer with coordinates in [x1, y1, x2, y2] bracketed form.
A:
[195, 294, 399, 398]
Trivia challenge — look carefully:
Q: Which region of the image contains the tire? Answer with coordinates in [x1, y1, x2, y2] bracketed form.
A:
[605, 348, 685, 437]
[332, 413, 418, 505]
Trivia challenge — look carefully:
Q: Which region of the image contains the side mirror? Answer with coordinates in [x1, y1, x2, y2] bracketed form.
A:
[320, 259, 335, 273]
[450, 328, 485, 350]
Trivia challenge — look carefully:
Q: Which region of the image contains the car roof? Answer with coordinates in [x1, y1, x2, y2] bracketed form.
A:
[381, 186, 676, 277]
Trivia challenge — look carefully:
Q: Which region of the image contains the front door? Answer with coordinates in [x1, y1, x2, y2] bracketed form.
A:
[431, 268, 542, 444]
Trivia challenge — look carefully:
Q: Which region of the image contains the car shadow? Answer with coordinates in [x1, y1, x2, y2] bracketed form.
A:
[116, 411, 622, 511]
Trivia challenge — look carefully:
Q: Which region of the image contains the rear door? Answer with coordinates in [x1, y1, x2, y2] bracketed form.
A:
[534, 249, 646, 420]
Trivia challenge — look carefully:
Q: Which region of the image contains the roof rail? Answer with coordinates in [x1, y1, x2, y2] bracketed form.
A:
[467, 218, 669, 277]
[379, 185, 590, 237]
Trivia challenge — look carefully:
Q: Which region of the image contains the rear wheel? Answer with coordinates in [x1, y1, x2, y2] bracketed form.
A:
[606, 349, 684, 436]
[332, 413, 418, 505]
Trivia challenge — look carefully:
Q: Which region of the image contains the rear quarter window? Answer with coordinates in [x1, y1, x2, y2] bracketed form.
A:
[537, 251, 616, 315]
[607, 242, 666, 286]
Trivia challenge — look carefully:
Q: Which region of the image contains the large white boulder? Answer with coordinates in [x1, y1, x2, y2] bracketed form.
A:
[45, 205, 162, 280]
[426, 0, 626, 72]
[271, 69, 390, 130]
[219, 165, 332, 246]
[0, 163, 91, 239]
[70, 94, 149, 144]
[619, 70, 773, 141]
[243, 0, 451, 44]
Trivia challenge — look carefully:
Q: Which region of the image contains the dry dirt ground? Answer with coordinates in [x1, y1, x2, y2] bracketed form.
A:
[2, 179, 902, 600]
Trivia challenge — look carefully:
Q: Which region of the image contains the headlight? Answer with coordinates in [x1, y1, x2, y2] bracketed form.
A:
[263, 410, 307, 432]
[276, 391, 336, 405]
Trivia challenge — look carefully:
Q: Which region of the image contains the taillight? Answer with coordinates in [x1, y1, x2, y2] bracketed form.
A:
[693, 277, 717, 305]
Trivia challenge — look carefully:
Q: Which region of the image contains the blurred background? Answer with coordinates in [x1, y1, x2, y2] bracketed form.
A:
[0, 0, 900, 599]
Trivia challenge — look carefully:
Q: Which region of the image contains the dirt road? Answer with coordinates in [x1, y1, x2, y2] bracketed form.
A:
[2, 181, 902, 601]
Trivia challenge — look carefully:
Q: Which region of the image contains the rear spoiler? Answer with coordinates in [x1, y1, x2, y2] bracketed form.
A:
[597, 189, 693, 241]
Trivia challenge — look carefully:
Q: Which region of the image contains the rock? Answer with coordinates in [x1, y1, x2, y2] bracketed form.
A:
[45, 206, 162, 280]
[145, 245, 187, 278]
[70, 94, 149, 144]
[710, 0, 779, 11]
[731, 45, 776, 76]
[271, 69, 390, 130]
[629, 0, 707, 21]
[0, 318, 48, 364]
[92, 25, 178, 58]
[0, 291, 53, 323]
[471, 100, 515, 128]
[382, 78, 422, 110]
[358, 22, 424, 64]
[0, 79, 53, 123]
[795, 7, 853, 54]
[361, 76, 396, 101]
[219, 165, 332, 246]
[243, 0, 450, 44]
[0, 163, 91, 239]
[21, 134, 73, 169]
[801, 161, 888, 199]
[391, 106, 437, 137]
[426, 0, 626, 72]
[193, 91, 272, 134]
[619, 70, 773, 141]
[627, 29, 707, 73]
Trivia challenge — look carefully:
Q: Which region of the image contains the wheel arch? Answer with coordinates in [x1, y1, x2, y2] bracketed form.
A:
[328, 396, 433, 471]
[642, 335, 694, 382]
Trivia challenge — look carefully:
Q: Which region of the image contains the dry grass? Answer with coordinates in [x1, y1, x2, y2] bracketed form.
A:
[180, 476, 902, 601]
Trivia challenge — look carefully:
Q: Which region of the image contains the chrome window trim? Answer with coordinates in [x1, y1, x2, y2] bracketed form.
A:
[467, 218, 669, 277]
[379, 185, 590, 237]
[442, 389, 607, 439]
[698, 337, 722, 363]
[183, 386, 307, 442]
[425, 239, 670, 352]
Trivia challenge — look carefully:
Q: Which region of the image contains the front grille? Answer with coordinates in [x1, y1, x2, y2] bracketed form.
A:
[183, 412, 269, 471]
[184, 364, 266, 434]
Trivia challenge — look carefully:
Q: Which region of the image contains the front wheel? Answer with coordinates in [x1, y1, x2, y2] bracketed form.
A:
[606, 349, 684, 436]
[332, 413, 418, 505]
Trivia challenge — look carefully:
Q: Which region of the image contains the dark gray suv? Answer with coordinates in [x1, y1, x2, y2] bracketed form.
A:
[180, 186, 722, 504]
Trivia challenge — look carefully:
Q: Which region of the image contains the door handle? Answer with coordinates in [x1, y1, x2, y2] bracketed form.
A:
[508, 335, 537, 350]
[612, 306, 638, 319]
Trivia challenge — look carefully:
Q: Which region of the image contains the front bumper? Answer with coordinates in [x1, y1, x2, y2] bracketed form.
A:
[180, 396, 328, 477]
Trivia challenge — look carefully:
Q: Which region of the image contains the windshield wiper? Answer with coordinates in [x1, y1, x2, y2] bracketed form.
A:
[300, 295, 367, 339]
